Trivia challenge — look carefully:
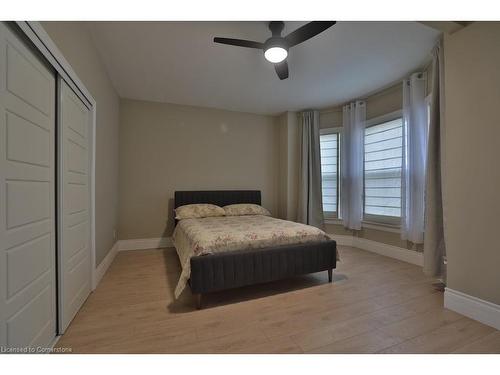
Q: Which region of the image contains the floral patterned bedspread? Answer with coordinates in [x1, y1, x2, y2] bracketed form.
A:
[172, 215, 332, 298]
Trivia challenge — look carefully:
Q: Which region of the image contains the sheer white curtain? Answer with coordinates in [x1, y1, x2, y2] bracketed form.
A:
[297, 110, 324, 228]
[401, 73, 427, 243]
[340, 101, 365, 230]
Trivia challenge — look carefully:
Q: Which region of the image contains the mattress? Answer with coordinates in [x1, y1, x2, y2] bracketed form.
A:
[172, 215, 331, 298]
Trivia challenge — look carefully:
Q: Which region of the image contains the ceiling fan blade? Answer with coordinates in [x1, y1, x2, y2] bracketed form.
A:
[213, 37, 264, 49]
[274, 60, 289, 80]
[285, 21, 336, 47]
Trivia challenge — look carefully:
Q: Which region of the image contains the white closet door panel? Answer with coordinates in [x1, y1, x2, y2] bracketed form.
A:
[65, 254, 91, 317]
[66, 172, 87, 186]
[66, 210, 87, 228]
[3, 91, 52, 131]
[6, 234, 52, 298]
[64, 93, 88, 139]
[4, 162, 50, 182]
[6, 286, 53, 347]
[59, 79, 91, 332]
[3, 220, 51, 250]
[6, 42, 52, 116]
[0, 23, 56, 348]
[6, 180, 51, 229]
[66, 221, 88, 259]
[66, 141, 88, 175]
[6, 111, 51, 167]
[66, 182, 88, 214]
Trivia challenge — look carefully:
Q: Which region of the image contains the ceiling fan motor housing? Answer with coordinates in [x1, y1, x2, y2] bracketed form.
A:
[269, 21, 285, 36]
[264, 37, 289, 53]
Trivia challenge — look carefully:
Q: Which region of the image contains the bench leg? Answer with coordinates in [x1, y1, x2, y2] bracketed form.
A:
[195, 294, 202, 310]
[328, 269, 333, 283]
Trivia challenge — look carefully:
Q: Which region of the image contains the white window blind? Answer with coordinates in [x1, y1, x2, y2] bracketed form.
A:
[320, 132, 339, 216]
[364, 118, 403, 221]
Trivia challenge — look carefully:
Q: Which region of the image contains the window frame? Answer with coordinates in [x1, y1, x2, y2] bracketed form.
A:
[363, 110, 403, 227]
[320, 126, 342, 220]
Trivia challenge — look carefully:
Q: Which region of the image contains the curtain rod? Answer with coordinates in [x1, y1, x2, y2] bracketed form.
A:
[320, 108, 342, 114]
[318, 82, 401, 114]
[421, 59, 432, 72]
[318, 60, 433, 115]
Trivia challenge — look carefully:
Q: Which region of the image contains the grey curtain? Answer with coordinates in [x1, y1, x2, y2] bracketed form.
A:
[297, 110, 324, 228]
[423, 40, 447, 279]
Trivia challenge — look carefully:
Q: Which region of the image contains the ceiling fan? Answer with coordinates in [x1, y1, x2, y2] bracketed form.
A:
[213, 21, 336, 80]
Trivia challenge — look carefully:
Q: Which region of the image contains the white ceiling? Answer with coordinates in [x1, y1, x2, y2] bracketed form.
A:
[87, 21, 440, 115]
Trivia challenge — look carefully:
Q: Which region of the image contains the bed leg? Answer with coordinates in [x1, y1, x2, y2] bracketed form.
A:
[195, 294, 202, 310]
[328, 269, 333, 283]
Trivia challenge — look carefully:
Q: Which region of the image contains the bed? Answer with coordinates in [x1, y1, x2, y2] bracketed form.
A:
[173, 190, 337, 308]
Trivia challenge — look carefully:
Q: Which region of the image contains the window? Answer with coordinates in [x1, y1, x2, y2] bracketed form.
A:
[320, 129, 340, 218]
[364, 117, 403, 224]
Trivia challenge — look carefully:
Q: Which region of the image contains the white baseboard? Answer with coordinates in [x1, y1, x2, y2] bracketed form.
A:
[328, 233, 424, 266]
[117, 237, 173, 251]
[327, 234, 354, 247]
[354, 236, 424, 266]
[444, 288, 500, 330]
[116, 234, 423, 268]
[93, 241, 119, 289]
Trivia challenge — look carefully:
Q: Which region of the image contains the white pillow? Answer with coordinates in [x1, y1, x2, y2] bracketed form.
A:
[223, 204, 271, 217]
[175, 204, 225, 220]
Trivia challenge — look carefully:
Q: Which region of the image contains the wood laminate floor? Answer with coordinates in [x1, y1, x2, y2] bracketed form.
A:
[55, 246, 500, 353]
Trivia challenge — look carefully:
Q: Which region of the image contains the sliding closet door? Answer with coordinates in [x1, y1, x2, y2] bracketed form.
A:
[58, 79, 92, 332]
[0, 23, 57, 348]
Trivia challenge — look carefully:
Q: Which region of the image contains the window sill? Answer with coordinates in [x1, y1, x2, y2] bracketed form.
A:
[323, 218, 401, 234]
[362, 221, 401, 234]
[324, 218, 342, 225]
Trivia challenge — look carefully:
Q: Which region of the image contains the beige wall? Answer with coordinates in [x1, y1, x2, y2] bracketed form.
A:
[277, 114, 288, 219]
[365, 84, 402, 120]
[286, 112, 300, 222]
[320, 109, 342, 129]
[42, 22, 120, 266]
[118, 99, 279, 239]
[277, 112, 300, 221]
[319, 83, 402, 128]
[443, 22, 500, 304]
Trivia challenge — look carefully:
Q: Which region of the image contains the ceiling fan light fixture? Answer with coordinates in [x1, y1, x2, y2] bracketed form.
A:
[213, 21, 337, 79]
[264, 46, 288, 63]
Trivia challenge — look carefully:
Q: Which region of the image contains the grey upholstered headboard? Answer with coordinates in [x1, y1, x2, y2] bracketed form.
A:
[174, 190, 261, 209]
